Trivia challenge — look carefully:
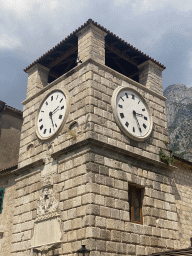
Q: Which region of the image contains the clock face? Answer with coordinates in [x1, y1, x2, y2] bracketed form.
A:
[36, 90, 68, 140]
[112, 87, 153, 141]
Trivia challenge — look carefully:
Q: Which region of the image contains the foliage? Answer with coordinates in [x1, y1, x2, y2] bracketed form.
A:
[159, 148, 175, 165]
[68, 130, 77, 139]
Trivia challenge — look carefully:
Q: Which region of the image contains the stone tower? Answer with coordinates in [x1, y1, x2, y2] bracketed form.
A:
[11, 20, 179, 256]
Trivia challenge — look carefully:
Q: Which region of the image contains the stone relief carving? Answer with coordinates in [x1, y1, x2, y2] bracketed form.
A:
[42, 175, 53, 187]
[37, 186, 58, 216]
[31, 178, 62, 254]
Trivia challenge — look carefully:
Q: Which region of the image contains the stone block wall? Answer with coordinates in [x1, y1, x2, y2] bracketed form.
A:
[138, 61, 164, 96]
[12, 148, 92, 256]
[87, 61, 169, 162]
[20, 60, 168, 169]
[172, 159, 192, 248]
[11, 167, 41, 256]
[56, 149, 92, 255]
[26, 64, 50, 99]
[12, 146, 181, 256]
[16, 39, 174, 256]
[19, 64, 94, 168]
[77, 23, 107, 65]
[80, 148, 180, 256]
[0, 174, 15, 256]
[0, 108, 22, 170]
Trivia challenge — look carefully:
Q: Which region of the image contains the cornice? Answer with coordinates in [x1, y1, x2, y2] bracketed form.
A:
[51, 138, 176, 172]
[11, 159, 45, 175]
[22, 59, 166, 106]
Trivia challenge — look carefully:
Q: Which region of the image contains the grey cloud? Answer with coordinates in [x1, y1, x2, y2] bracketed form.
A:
[1, 0, 192, 110]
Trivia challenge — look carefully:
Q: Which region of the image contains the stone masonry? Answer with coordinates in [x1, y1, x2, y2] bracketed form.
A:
[171, 158, 192, 249]
[4, 20, 191, 256]
[0, 172, 16, 256]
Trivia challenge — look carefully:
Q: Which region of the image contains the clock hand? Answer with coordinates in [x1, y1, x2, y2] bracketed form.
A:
[52, 109, 59, 115]
[133, 110, 142, 132]
[135, 112, 148, 121]
[136, 113, 144, 117]
[49, 112, 55, 129]
[52, 106, 59, 115]
[134, 111, 147, 120]
[135, 116, 142, 132]
[133, 110, 143, 117]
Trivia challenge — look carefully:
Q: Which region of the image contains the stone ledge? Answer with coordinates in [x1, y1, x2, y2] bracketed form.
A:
[51, 138, 176, 172]
[11, 159, 45, 175]
[0, 165, 18, 176]
[22, 58, 166, 106]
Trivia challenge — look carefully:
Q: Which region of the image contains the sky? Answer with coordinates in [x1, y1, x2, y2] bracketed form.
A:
[1, 0, 192, 110]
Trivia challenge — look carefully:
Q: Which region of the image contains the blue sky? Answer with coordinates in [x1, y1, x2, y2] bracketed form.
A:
[1, 0, 192, 110]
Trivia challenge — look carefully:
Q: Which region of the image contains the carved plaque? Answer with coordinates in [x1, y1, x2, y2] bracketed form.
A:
[37, 187, 58, 216]
[31, 216, 61, 250]
[31, 182, 61, 252]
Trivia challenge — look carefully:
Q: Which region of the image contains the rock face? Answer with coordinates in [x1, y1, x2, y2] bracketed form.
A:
[164, 84, 192, 162]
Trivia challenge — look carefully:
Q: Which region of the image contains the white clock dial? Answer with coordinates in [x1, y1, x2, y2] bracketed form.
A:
[36, 90, 68, 140]
[112, 87, 153, 141]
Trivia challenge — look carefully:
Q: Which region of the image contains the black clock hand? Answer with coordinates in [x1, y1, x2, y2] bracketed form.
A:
[135, 112, 148, 121]
[136, 113, 143, 117]
[52, 106, 59, 115]
[135, 116, 142, 132]
[133, 110, 143, 117]
[49, 112, 55, 129]
[134, 111, 147, 120]
[52, 109, 59, 115]
[133, 111, 142, 132]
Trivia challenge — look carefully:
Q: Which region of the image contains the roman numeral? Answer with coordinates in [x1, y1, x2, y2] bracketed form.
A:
[138, 100, 140, 104]
[46, 102, 48, 106]
[120, 113, 124, 118]
[144, 116, 147, 120]
[60, 98, 63, 103]
[139, 128, 142, 132]
[125, 93, 128, 98]
[40, 125, 43, 130]
[41, 110, 44, 113]
[39, 119, 42, 122]
[55, 124, 57, 128]
[142, 108, 145, 111]
[143, 124, 147, 129]
[49, 128, 51, 133]
[125, 122, 129, 127]
[51, 96, 53, 101]
[120, 97, 124, 102]
[133, 127, 135, 132]
[118, 104, 123, 108]
[131, 94, 135, 99]
[61, 106, 64, 110]
[59, 115, 63, 119]
[43, 129, 47, 134]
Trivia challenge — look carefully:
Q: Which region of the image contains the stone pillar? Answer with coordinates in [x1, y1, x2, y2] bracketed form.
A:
[77, 22, 107, 65]
[138, 60, 165, 95]
[26, 64, 50, 99]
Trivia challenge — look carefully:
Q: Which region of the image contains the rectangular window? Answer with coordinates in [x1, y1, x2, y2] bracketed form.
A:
[0, 189, 4, 214]
[128, 184, 143, 224]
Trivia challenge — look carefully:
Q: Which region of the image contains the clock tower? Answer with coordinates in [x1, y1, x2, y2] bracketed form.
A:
[11, 20, 179, 256]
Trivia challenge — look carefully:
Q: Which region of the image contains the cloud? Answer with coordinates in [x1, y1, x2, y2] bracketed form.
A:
[0, 0, 90, 58]
[0, 34, 22, 49]
[113, 0, 192, 13]
[1, 0, 89, 19]
[0, 0, 192, 112]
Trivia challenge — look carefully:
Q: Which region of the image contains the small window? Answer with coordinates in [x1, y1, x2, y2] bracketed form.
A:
[128, 184, 143, 224]
[0, 189, 4, 214]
